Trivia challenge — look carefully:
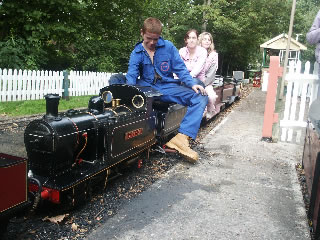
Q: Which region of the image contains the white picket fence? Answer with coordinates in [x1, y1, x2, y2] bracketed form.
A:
[0, 68, 114, 102]
[280, 61, 319, 143]
[68, 71, 113, 97]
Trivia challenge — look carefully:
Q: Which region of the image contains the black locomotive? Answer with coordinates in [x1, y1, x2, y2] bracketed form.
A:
[24, 84, 188, 206]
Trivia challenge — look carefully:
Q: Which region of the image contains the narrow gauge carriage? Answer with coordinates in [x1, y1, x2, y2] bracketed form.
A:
[301, 99, 320, 238]
[0, 153, 29, 235]
[210, 75, 242, 116]
[0, 76, 241, 234]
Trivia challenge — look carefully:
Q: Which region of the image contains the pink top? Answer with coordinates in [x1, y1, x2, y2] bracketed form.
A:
[179, 46, 207, 82]
[204, 51, 218, 73]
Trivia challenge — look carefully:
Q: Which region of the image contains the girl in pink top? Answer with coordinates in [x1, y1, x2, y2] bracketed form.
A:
[179, 29, 207, 83]
[198, 32, 219, 119]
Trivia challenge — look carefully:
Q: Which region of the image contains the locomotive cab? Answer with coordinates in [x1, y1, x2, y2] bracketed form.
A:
[99, 84, 161, 165]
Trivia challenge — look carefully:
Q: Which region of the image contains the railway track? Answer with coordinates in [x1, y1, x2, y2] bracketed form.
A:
[0, 115, 43, 132]
[0, 107, 88, 132]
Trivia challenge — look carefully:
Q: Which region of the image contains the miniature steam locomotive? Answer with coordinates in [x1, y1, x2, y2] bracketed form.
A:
[24, 84, 189, 207]
[0, 77, 241, 234]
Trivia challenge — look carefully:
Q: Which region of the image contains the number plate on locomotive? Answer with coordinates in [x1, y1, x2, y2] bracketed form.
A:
[125, 128, 143, 140]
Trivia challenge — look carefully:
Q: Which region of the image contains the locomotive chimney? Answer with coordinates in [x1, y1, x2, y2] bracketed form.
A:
[44, 94, 61, 118]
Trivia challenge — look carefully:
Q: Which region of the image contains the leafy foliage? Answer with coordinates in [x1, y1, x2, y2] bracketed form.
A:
[0, 0, 316, 75]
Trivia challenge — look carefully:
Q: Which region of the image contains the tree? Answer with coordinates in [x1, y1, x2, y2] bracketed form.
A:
[0, 0, 88, 69]
[168, 0, 291, 74]
[201, 0, 211, 32]
[0, 0, 315, 74]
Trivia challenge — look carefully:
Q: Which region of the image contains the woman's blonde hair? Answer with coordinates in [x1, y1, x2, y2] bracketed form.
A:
[198, 32, 215, 54]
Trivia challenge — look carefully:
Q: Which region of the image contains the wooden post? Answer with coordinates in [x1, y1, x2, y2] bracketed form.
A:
[279, 0, 296, 100]
[62, 70, 70, 100]
[262, 56, 283, 140]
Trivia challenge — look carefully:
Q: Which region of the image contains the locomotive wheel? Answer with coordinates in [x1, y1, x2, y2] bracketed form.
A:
[64, 174, 106, 209]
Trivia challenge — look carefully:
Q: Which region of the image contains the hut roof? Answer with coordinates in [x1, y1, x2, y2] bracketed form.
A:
[260, 33, 307, 51]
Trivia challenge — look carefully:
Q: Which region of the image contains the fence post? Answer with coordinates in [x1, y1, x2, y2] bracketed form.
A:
[262, 56, 283, 141]
[62, 70, 69, 100]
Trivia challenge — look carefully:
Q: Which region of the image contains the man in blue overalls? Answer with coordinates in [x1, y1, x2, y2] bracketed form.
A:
[125, 17, 208, 163]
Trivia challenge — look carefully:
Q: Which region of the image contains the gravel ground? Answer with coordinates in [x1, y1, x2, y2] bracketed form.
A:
[2, 85, 310, 240]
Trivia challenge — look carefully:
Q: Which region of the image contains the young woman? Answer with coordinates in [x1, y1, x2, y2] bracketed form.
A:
[179, 29, 207, 84]
[198, 32, 219, 119]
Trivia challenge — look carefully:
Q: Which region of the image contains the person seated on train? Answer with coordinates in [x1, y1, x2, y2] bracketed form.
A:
[124, 17, 208, 163]
[179, 29, 207, 87]
[198, 32, 219, 120]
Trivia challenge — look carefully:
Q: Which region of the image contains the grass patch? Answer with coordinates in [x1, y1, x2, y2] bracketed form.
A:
[0, 95, 95, 117]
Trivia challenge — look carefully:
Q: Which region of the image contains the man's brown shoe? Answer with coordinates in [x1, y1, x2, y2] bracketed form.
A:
[166, 133, 199, 163]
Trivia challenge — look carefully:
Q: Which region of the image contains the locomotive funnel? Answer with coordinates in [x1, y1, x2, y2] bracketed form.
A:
[44, 94, 61, 118]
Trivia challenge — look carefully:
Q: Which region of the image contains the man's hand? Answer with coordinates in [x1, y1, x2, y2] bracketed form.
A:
[192, 85, 207, 95]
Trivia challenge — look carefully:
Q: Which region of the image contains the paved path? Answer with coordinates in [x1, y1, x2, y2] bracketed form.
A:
[87, 88, 310, 240]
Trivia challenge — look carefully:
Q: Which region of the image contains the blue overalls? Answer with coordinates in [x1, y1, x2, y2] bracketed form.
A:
[125, 37, 208, 140]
